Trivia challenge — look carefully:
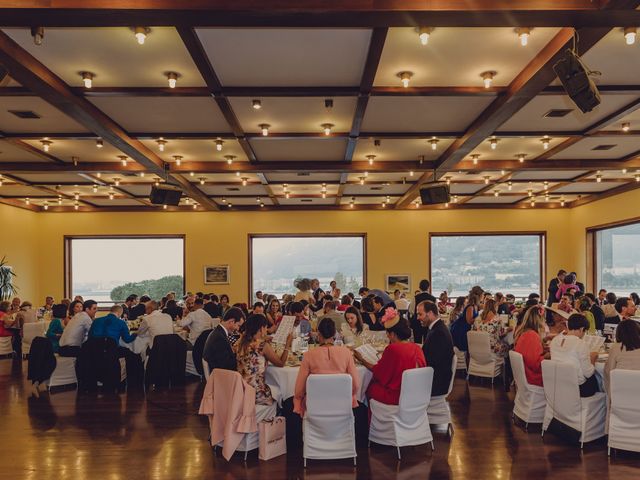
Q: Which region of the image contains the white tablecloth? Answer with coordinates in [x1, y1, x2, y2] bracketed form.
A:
[265, 364, 373, 404]
[119, 336, 150, 355]
[595, 361, 605, 392]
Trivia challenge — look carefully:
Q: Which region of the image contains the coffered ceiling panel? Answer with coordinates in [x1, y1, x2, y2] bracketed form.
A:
[353, 137, 455, 162]
[3, 27, 205, 87]
[550, 136, 640, 159]
[580, 28, 640, 86]
[375, 27, 561, 87]
[362, 96, 494, 132]
[343, 183, 410, 195]
[264, 172, 343, 183]
[229, 97, 357, 134]
[511, 170, 588, 181]
[139, 139, 249, 163]
[468, 136, 570, 161]
[553, 181, 621, 193]
[22, 138, 126, 163]
[196, 28, 371, 86]
[89, 97, 232, 133]
[0, 140, 48, 162]
[249, 138, 347, 161]
[0, 97, 89, 133]
[199, 184, 268, 196]
[466, 195, 526, 204]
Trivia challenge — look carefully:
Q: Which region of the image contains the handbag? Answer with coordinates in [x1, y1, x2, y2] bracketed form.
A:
[259, 416, 287, 461]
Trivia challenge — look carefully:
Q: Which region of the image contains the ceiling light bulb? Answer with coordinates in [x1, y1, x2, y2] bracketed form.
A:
[622, 122, 631, 132]
[154, 178, 160, 186]
[530, 199, 535, 207]
[543, 181, 549, 187]
[322, 192, 326, 199]
[397, 71, 413, 88]
[418, 27, 433, 45]
[545, 193, 550, 202]
[252, 99, 262, 110]
[381, 202, 386, 208]
[81, 72, 93, 88]
[96, 139, 103, 148]
[74, 202, 79, 211]
[139, 172, 145, 177]
[241, 177, 248, 186]
[635, 174, 640, 182]
[260, 202, 265, 208]
[256, 197, 261, 203]
[58, 196, 63, 205]
[364, 171, 368, 177]
[285, 192, 290, 199]
[517, 153, 526, 163]
[596, 174, 602, 183]
[228, 203, 232, 208]
[163, 204, 167, 210]
[481, 71, 496, 89]
[215, 140, 224, 151]
[41, 140, 52, 152]
[321, 123, 334, 136]
[189, 171, 194, 177]
[484, 176, 490, 185]
[114, 177, 120, 186]
[489, 137, 498, 150]
[471, 154, 480, 165]
[156, 139, 167, 151]
[119, 156, 128, 166]
[92, 184, 98, 193]
[173, 155, 182, 166]
[366, 155, 376, 165]
[359, 177, 365, 185]
[193, 203, 197, 210]
[43, 201, 49, 211]
[73, 191, 80, 200]
[445, 176, 451, 185]
[622, 168, 628, 174]
[225, 155, 235, 165]
[134, 26, 149, 45]
[516, 27, 531, 46]
[624, 27, 637, 45]
[453, 195, 458, 203]
[494, 190, 500, 197]
[350, 201, 354, 208]
[541, 136, 550, 149]
[561, 199, 565, 207]
[409, 171, 414, 177]
[528, 189, 533, 197]
[31, 26, 44, 46]
[259, 124, 270, 136]
[429, 138, 439, 150]
[25, 198, 30, 205]
[236, 171, 240, 177]
[199, 177, 206, 185]
[222, 197, 227, 204]
[166, 72, 179, 88]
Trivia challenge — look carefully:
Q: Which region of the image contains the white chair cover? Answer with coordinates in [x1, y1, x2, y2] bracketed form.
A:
[303, 374, 356, 466]
[369, 367, 434, 459]
[427, 355, 457, 430]
[509, 350, 546, 426]
[453, 346, 467, 372]
[185, 350, 199, 376]
[48, 355, 78, 389]
[608, 369, 640, 454]
[0, 336, 13, 356]
[467, 331, 503, 382]
[22, 322, 46, 355]
[541, 359, 607, 447]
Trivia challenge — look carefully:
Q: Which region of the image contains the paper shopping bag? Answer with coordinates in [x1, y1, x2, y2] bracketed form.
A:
[259, 416, 287, 461]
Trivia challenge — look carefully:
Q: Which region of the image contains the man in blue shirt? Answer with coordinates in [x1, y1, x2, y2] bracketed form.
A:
[89, 305, 136, 346]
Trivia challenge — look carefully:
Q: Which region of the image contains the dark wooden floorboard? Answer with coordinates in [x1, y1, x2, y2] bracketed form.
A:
[1, 358, 638, 479]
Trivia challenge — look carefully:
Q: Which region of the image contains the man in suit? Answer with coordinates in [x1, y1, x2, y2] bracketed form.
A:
[202, 308, 245, 371]
[546, 269, 566, 306]
[412, 279, 437, 343]
[417, 300, 454, 397]
[585, 293, 605, 331]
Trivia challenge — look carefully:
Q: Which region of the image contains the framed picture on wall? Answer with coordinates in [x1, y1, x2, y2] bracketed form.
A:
[385, 274, 410, 294]
[204, 265, 230, 285]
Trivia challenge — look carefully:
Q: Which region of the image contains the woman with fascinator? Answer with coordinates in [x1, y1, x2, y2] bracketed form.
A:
[354, 307, 426, 405]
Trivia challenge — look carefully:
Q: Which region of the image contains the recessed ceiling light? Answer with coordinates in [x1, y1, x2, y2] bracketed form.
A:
[397, 71, 413, 88]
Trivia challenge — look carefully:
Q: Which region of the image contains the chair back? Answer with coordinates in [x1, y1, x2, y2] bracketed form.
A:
[541, 359, 581, 428]
[23, 322, 45, 345]
[398, 367, 433, 424]
[509, 350, 529, 389]
[467, 330, 492, 364]
[146, 334, 187, 388]
[306, 374, 353, 418]
[446, 354, 457, 396]
[610, 369, 640, 412]
[192, 328, 213, 376]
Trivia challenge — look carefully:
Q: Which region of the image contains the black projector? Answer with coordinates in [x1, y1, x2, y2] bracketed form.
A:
[150, 184, 183, 206]
[419, 182, 450, 205]
[553, 49, 601, 113]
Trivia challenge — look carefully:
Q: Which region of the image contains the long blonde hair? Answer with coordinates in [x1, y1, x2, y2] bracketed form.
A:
[480, 299, 497, 322]
[514, 306, 545, 344]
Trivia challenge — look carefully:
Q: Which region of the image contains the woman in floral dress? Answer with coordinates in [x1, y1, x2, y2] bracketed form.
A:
[474, 299, 510, 357]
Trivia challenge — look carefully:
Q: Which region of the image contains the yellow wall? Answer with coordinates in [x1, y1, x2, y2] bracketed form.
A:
[5, 207, 572, 303]
[0, 204, 39, 301]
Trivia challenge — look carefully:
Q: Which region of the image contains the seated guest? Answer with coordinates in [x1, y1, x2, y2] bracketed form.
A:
[203, 307, 246, 371]
[513, 306, 548, 387]
[266, 297, 283, 334]
[614, 296, 636, 322]
[341, 306, 369, 342]
[361, 296, 384, 331]
[290, 301, 311, 335]
[294, 318, 359, 416]
[474, 299, 510, 358]
[448, 296, 466, 326]
[235, 314, 292, 405]
[15, 301, 38, 326]
[417, 301, 454, 397]
[128, 295, 150, 320]
[495, 292, 509, 315]
[558, 294, 574, 314]
[604, 319, 640, 393]
[203, 294, 222, 318]
[37, 296, 54, 319]
[348, 292, 360, 310]
[597, 289, 607, 305]
[67, 300, 83, 325]
[450, 294, 479, 353]
[576, 297, 596, 333]
[136, 300, 173, 344]
[437, 292, 452, 315]
[45, 304, 68, 352]
[178, 298, 213, 347]
[356, 309, 426, 405]
[317, 300, 344, 332]
[162, 299, 183, 321]
[59, 300, 98, 357]
[631, 292, 640, 310]
[584, 293, 605, 331]
[602, 292, 618, 318]
[121, 294, 138, 320]
[219, 294, 231, 316]
[9, 297, 21, 316]
[550, 313, 599, 397]
[0, 301, 14, 338]
[337, 295, 352, 312]
[251, 301, 265, 315]
[89, 304, 136, 346]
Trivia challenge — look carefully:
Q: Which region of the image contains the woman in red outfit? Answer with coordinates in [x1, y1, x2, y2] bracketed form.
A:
[355, 307, 426, 405]
[513, 305, 549, 387]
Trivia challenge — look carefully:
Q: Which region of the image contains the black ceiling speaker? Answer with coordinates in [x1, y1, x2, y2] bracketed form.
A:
[553, 49, 601, 113]
[150, 184, 183, 206]
[419, 182, 450, 205]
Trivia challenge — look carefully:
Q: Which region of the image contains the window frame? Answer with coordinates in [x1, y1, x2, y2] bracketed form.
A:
[428, 231, 546, 299]
[586, 217, 640, 294]
[64, 234, 186, 305]
[248, 233, 367, 301]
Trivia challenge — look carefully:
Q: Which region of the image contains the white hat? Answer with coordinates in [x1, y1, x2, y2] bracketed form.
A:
[543, 305, 571, 320]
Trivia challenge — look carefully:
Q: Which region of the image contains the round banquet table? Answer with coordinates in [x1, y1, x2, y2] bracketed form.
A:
[265, 364, 373, 405]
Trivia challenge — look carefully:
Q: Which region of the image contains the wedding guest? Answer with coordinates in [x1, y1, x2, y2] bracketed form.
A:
[290, 302, 311, 335]
[513, 306, 548, 387]
[37, 296, 54, 319]
[235, 314, 292, 405]
[45, 304, 67, 352]
[362, 296, 384, 331]
[341, 306, 369, 341]
[59, 300, 98, 357]
[337, 295, 352, 312]
[0, 301, 14, 338]
[316, 300, 343, 332]
[604, 319, 640, 394]
[67, 300, 83, 326]
[203, 307, 245, 371]
[356, 309, 426, 405]
[474, 298, 510, 358]
[417, 301, 454, 397]
[178, 298, 213, 347]
[450, 294, 480, 353]
[266, 297, 283, 334]
[294, 278, 314, 304]
[252, 302, 265, 315]
[89, 305, 136, 346]
[219, 294, 231, 316]
[136, 300, 173, 344]
[294, 318, 359, 416]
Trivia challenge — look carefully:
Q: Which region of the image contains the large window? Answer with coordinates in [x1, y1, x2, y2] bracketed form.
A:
[430, 233, 544, 298]
[594, 221, 640, 296]
[65, 236, 185, 306]
[250, 235, 366, 299]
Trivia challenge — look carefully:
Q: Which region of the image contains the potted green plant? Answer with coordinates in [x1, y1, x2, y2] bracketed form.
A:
[0, 256, 17, 301]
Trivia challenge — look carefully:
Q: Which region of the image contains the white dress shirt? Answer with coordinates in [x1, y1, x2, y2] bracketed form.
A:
[59, 311, 92, 347]
[178, 308, 213, 345]
[550, 333, 595, 385]
[137, 310, 174, 343]
[395, 298, 411, 310]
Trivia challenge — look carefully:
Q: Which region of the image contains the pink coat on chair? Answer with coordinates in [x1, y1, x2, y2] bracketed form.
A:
[199, 368, 258, 460]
